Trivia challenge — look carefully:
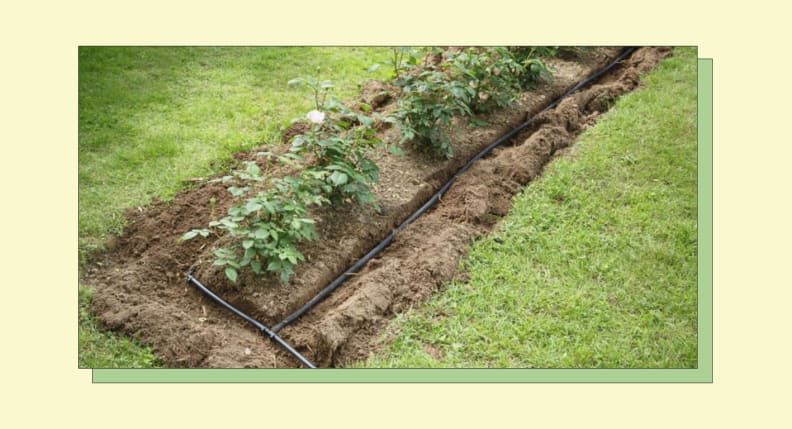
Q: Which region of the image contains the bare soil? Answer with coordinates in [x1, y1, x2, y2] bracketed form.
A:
[84, 47, 671, 368]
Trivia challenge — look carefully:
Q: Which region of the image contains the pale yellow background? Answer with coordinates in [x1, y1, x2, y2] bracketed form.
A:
[1, 0, 789, 427]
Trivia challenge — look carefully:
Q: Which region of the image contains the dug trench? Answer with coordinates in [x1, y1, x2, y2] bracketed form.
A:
[84, 47, 671, 368]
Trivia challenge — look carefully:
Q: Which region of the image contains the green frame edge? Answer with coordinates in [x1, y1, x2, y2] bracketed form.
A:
[92, 56, 714, 384]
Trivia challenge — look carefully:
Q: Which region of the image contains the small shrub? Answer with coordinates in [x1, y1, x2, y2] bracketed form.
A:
[182, 76, 387, 284]
[508, 47, 553, 87]
[369, 47, 422, 81]
[184, 159, 328, 284]
[290, 97, 384, 208]
[394, 68, 472, 158]
[390, 46, 554, 158]
[446, 47, 524, 113]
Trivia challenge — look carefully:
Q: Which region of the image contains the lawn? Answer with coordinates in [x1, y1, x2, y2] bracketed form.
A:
[361, 47, 698, 368]
[79, 46, 389, 261]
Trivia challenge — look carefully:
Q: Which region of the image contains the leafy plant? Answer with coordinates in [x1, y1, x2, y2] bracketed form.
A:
[508, 47, 553, 87]
[394, 68, 472, 158]
[290, 97, 385, 208]
[392, 46, 549, 157]
[287, 73, 334, 110]
[446, 47, 524, 113]
[369, 47, 422, 81]
[183, 158, 327, 284]
[183, 76, 387, 284]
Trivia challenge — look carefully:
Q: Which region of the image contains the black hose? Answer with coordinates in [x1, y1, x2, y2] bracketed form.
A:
[184, 47, 638, 366]
[186, 273, 316, 368]
[271, 47, 639, 332]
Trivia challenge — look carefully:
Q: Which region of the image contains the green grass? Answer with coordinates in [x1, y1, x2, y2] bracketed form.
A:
[361, 47, 698, 368]
[79, 46, 389, 261]
[79, 287, 160, 368]
[79, 47, 390, 367]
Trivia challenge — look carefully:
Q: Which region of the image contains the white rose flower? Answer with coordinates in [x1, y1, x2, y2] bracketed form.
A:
[306, 109, 325, 124]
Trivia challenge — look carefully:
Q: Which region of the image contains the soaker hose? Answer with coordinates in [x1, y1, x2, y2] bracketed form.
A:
[271, 46, 639, 333]
[185, 47, 638, 366]
[186, 272, 316, 368]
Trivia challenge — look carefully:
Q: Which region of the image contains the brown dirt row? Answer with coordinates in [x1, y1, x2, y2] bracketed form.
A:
[84, 47, 669, 368]
[286, 46, 673, 366]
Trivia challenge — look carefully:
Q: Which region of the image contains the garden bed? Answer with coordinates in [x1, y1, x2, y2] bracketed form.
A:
[85, 46, 671, 367]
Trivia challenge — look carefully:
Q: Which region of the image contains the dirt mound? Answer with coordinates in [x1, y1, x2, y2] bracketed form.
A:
[84, 47, 670, 368]
[287, 47, 673, 366]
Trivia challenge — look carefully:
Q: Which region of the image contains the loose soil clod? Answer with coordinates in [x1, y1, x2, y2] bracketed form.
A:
[85, 47, 671, 368]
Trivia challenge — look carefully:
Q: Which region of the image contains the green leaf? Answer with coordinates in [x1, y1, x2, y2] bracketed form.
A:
[245, 201, 263, 212]
[228, 186, 246, 197]
[251, 260, 262, 274]
[328, 171, 348, 186]
[225, 267, 238, 283]
[242, 240, 254, 249]
[469, 118, 491, 128]
[246, 162, 261, 176]
[180, 230, 199, 241]
[368, 64, 381, 72]
[220, 218, 238, 229]
[241, 248, 256, 265]
[214, 248, 228, 258]
[255, 229, 269, 240]
[290, 218, 302, 230]
[357, 114, 374, 127]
